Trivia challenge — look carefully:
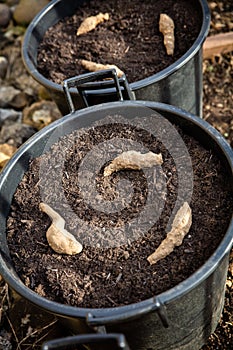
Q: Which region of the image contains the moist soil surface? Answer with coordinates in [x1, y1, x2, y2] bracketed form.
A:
[37, 0, 202, 84]
[7, 115, 233, 308]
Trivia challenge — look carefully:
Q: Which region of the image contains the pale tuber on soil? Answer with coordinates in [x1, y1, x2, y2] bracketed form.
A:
[159, 13, 175, 55]
[77, 12, 109, 36]
[81, 59, 124, 77]
[147, 202, 192, 265]
[39, 203, 83, 255]
[104, 150, 163, 176]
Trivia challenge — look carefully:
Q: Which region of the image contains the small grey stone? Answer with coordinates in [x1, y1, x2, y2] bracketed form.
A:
[0, 86, 21, 107]
[0, 86, 28, 109]
[0, 4, 11, 28]
[0, 122, 36, 147]
[13, 0, 49, 25]
[0, 108, 22, 126]
[15, 73, 42, 97]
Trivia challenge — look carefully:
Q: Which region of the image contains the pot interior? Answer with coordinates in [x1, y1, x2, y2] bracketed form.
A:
[0, 101, 232, 315]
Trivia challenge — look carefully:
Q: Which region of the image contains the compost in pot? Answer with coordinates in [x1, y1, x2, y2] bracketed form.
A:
[6, 112, 233, 308]
[22, 0, 210, 115]
[37, 0, 202, 84]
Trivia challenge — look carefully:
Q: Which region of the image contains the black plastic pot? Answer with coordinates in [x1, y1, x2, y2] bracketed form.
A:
[22, 0, 210, 116]
[0, 90, 232, 349]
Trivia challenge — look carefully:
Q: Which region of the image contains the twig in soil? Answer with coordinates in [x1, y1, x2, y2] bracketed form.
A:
[81, 59, 124, 77]
[106, 295, 117, 306]
[39, 203, 83, 255]
[77, 13, 109, 36]
[104, 150, 163, 177]
[159, 14, 175, 55]
[16, 319, 57, 350]
[5, 314, 21, 350]
[24, 328, 55, 350]
[0, 284, 7, 324]
[147, 202, 192, 265]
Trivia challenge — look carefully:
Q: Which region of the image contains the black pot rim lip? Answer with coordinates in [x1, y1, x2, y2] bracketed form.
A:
[0, 100, 232, 321]
[21, 0, 211, 94]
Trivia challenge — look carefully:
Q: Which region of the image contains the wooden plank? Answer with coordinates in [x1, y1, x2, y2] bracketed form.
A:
[203, 32, 233, 59]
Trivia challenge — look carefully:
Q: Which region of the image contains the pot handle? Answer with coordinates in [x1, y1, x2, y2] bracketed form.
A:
[87, 297, 169, 328]
[62, 69, 135, 112]
[42, 333, 130, 350]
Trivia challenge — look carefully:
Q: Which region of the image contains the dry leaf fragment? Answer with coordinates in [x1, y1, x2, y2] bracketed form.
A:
[104, 150, 163, 177]
[147, 202, 192, 265]
[81, 59, 124, 78]
[0, 144, 17, 169]
[77, 12, 109, 36]
[159, 13, 175, 55]
[39, 203, 83, 255]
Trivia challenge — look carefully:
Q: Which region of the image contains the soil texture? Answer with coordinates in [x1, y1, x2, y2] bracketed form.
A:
[7, 115, 233, 308]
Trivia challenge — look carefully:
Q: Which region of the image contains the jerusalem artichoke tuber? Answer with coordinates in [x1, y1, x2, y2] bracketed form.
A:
[104, 150, 163, 177]
[39, 202, 83, 255]
[147, 202, 192, 265]
[159, 13, 175, 55]
[77, 13, 109, 36]
[81, 59, 124, 77]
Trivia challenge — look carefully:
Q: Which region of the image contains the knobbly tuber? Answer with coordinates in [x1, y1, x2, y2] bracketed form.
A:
[81, 59, 124, 78]
[147, 202, 192, 265]
[39, 203, 83, 255]
[159, 13, 175, 55]
[104, 150, 163, 177]
[77, 12, 109, 36]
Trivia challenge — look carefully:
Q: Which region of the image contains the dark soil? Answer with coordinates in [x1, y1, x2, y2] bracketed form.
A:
[37, 0, 202, 84]
[7, 115, 233, 308]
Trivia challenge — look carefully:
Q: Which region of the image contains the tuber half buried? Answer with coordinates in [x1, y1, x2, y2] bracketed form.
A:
[159, 13, 175, 55]
[39, 203, 83, 255]
[104, 150, 163, 176]
[77, 12, 109, 36]
[81, 59, 124, 78]
[147, 202, 192, 265]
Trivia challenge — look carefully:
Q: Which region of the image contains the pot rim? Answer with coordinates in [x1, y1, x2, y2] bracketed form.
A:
[0, 101, 232, 322]
[21, 0, 211, 94]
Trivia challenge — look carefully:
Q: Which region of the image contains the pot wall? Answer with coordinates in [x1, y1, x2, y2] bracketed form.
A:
[22, 0, 210, 116]
[56, 255, 228, 350]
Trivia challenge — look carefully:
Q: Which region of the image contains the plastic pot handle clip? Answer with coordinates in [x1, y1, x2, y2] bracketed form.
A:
[42, 333, 130, 350]
[62, 68, 135, 112]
